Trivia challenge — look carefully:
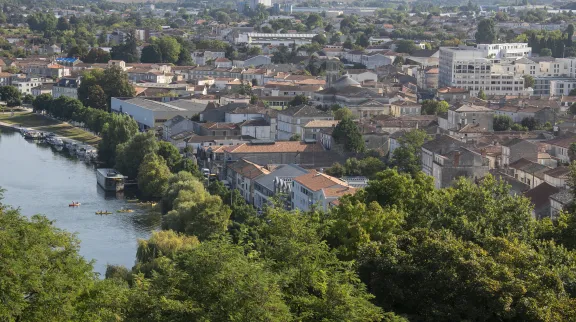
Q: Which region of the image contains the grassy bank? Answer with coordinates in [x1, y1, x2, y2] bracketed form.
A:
[0, 112, 101, 145]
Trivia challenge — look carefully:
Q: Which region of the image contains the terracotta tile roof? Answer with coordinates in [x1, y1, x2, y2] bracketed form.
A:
[226, 141, 324, 154]
[201, 122, 239, 130]
[544, 166, 571, 178]
[303, 120, 340, 128]
[322, 186, 357, 198]
[293, 170, 349, 192]
[438, 87, 469, 93]
[228, 158, 270, 179]
[545, 134, 576, 149]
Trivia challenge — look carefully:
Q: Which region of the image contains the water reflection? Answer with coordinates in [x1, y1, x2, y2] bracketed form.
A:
[0, 131, 159, 275]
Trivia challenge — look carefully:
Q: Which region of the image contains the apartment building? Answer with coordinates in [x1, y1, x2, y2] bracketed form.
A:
[234, 33, 317, 46]
[439, 44, 532, 96]
[291, 170, 356, 212]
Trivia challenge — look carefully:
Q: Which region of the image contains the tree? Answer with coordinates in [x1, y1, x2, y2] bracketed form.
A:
[271, 45, 294, 64]
[308, 34, 326, 46]
[0, 86, 21, 107]
[333, 107, 353, 120]
[395, 40, 418, 54]
[215, 11, 231, 24]
[567, 24, 575, 47]
[32, 93, 52, 112]
[540, 47, 553, 56]
[421, 100, 449, 115]
[126, 240, 292, 321]
[85, 85, 107, 111]
[115, 131, 159, 179]
[332, 117, 365, 153]
[140, 44, 163, 63]
[247, 46, 262, 56]
[521, 116, 539, 130]
[289, 94, 309, 106]
[477, 88, 487, 99]
[176, 47, 193, 66]
[343, 37, 353, 49]
[289, 133, 301, 141]
[27, 12, 57, 32]
[157, 141, 182, 172]
[523, 74, 535, 88]
[391, 129, 431, 175]
[306, 13, 323, 30]
[493, 115, 513, 131]
[475, 19, 497, 44]
[355, 33, 370, 48]
[570, 88, 576, 96]
[82, 48, 111, 64]
[393, 56, 405, 67]
[0, 197, 124, 320]
[56, 16, 70, 31]
[138, 153, 171, 199]
[98, 113, 139, 166]
[163, 187, 232, 240]
[101, 66, 136, 105]
[78, 66, 135, 109]
[156, 36, 181, 64]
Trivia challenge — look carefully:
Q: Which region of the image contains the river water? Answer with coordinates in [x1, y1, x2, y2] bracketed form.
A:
[0, 129, 161, 276]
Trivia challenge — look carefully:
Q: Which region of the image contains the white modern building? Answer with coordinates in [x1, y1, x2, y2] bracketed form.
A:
[111, 97, 207, 130]
[12, 78, 43, 95]
[234, 33, 317, 46]
[439, 44, 533, 96]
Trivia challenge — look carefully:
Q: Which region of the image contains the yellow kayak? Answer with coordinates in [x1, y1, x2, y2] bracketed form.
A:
[117, 209, 134, 213]
[95, 211, 112, 215]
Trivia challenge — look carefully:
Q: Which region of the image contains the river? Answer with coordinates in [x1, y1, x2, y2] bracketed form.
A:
[0, 129, 161, 276]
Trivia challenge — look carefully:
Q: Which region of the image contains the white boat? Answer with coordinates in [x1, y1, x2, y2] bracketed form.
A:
[96, 168, 125, 192]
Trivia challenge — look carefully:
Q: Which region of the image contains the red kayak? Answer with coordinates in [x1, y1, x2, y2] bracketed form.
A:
[69, 203, 81, 207]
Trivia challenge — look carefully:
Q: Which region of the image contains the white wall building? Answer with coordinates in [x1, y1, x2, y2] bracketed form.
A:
[439, 44, 533, 96]
[291, 170, 356, 212]
[13, 78, 42, 95]
[234, 33, 317, 46]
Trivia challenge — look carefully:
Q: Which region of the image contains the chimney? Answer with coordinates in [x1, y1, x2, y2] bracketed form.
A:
[454, 151, 461, 167]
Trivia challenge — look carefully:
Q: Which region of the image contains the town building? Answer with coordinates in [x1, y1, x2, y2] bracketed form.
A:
[291, 170, 356, 212]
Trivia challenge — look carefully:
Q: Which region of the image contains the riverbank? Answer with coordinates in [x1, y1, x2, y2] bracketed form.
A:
[0, 112, 100, 145]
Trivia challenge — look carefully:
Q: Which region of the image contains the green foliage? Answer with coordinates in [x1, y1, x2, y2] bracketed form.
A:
[477, 88, 487, 99]
[161, 174, 231, 240]
[98, 113, 139, 166]
[494, 115, 513, 131]
[137, 153, 171, 199]
[289, 94, 309, 106]
[78, 67, 134, 109]
[475, 18, 497, 44]
[326, 157, 386, 179]
[0, 202, 124, 321]
[521, 116, 539, 131]
[541, 47, 553, 56]
[332, 117, 365, 153]
[333, 106, 353, 120]
[271, 45, 295, 64]
[524, 74, 535, 88]
[127, 240, 291, 321]
[421, 99, 449, 115]
[115, 131, 159, 179]
[157, 141, 182, 172]
[154, 36, 182, 64]
[27, 12, 57, 32]
[391, 129, 431, 175]
[394, 39, 418, 54]
[0, 85, 21, 107]
[82, 48, 111, 64]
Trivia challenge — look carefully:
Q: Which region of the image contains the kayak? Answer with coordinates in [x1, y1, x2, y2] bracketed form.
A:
[95, 211, 112, 215]
[126, 199, 139, 203]
[69, 203, 81, 207]
[117, 209, 134, 213]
